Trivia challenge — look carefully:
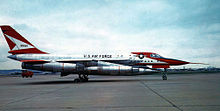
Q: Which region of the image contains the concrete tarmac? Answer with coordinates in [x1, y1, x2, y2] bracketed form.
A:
[0, 73, 220, 111]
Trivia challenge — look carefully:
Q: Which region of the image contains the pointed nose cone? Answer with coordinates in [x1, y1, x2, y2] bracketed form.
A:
[7, 55, 17, 60]
[164, 58, 189, 65]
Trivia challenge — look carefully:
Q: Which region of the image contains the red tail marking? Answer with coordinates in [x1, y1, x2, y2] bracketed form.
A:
[1, 26, 34, 46]
[4, 36, 16, 50]
[1, 25, 48, 54]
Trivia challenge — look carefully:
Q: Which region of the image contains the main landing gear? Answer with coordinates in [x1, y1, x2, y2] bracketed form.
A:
[74, 74, 89, 83]
[162, 68, 167, 80]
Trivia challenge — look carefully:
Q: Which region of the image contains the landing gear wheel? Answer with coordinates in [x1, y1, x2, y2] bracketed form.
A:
[74, 74, 89, 83]
[162, 68, 168, 80]
[82, 78, 88, 82]
[74, 78, 81, 83]
[82, 75, 88, 82]
[162, 75, 167, 80]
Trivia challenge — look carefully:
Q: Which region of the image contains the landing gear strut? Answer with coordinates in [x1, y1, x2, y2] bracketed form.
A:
[74, 74, 89, 83]
[162, 68, 167, 80]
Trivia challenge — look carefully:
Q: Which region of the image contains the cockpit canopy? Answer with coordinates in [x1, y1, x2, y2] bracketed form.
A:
[150, 53, 163, 58]
[131, 52, 164, 58]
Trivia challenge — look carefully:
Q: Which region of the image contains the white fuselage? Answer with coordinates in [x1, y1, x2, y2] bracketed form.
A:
[9, 53, 167, 66]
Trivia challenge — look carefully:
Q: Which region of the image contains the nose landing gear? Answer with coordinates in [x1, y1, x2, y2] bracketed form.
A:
[162, 68, 167, 80]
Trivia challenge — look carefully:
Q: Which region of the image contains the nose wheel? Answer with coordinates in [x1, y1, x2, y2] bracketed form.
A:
[74, 74, 89, 83]
[162, 73, 167, 80]
[162, 68, 167, 80]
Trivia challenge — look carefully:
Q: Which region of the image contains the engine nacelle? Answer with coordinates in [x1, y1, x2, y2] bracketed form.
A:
[85, 66, 156, 75]
[22, 62, 82, 73]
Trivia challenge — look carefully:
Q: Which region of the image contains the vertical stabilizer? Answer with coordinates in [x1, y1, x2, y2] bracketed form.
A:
[0, 25, 48, 54]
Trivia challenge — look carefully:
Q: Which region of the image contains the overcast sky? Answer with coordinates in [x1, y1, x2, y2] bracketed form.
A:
[0, 0, 220, 69]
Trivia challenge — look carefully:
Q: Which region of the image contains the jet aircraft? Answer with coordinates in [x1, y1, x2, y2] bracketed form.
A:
[0, 25, 200, 82]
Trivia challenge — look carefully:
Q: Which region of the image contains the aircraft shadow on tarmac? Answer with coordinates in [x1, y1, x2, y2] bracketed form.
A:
[19, 79, 160, 85]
